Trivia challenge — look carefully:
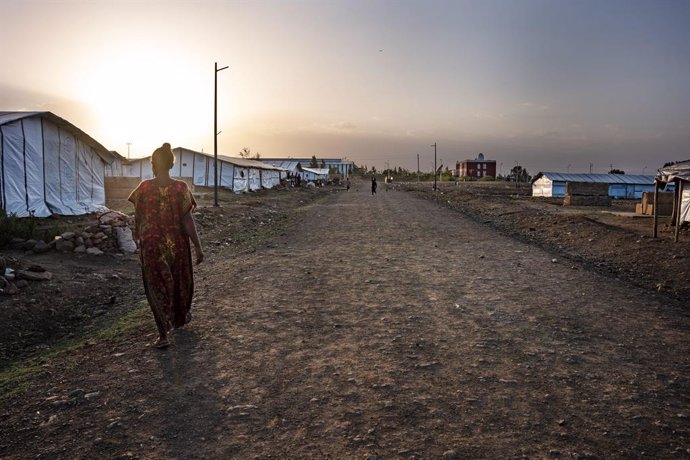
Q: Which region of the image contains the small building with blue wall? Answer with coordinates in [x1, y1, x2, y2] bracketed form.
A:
[532, 172, 656, 199]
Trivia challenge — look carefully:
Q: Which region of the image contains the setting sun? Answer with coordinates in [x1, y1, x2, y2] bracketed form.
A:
[71, 41, 213, 156]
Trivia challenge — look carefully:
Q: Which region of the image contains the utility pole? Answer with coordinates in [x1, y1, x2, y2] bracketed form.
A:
[431, 143, 437, 191]
[417, 154, 420, 182]
[589, 162, 594, 174]
[214, 61, 229, 207]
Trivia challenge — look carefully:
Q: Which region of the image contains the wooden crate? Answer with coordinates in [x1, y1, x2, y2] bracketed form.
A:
[640, 191, 673, 215]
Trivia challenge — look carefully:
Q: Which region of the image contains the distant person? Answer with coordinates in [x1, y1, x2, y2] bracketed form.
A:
[346, 177, 351, 191]
[128, 143, 204, 349]
[371, 176, 377, 195]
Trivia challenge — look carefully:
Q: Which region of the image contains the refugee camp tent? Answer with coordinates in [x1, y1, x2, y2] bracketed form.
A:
[654, 160, 690, 241]
[0, 111, 116, 217]
[109, 147, 286, 194]
[300, 167, 329, 182]
[531, 172, 656, 199]
[261, 159, 301, 176]
[259, 157, 353, 177]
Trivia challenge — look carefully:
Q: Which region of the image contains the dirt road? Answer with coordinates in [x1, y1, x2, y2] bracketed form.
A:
[2, 180, 689, 459]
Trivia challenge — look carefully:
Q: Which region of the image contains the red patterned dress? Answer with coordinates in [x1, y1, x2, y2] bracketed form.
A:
[128, 179, 196, 332]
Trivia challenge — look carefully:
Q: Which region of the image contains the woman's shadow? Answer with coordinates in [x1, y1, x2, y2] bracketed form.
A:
[153, 327, 227, 457]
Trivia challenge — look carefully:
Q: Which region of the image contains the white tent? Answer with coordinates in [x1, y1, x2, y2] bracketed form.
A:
[300, 167, 329, 182]
[0, 111, 116, 217]
[259, 157, 353, 177]
[109, 147, 286, 194]
[656, 160, 690, 236]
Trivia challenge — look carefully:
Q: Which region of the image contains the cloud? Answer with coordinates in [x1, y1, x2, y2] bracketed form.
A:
[471, 111, 506, 120]
[519, 101, 550, 111]
[332, 121, 357, 130]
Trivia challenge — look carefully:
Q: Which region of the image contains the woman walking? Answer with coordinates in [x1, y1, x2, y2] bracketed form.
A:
[129, 143, 204, 348]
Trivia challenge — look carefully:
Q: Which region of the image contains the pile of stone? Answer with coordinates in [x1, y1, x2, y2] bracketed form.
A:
[53, 211, 137, 255]
[7, 211, 137, 256]
[0, 257, 52, 296]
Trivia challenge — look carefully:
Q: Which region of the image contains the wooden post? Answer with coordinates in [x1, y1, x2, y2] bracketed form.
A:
[653, 179, 659, 238]
[675, 179, 683, 243]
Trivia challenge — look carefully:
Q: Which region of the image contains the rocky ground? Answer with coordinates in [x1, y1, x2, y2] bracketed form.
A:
[0, 177, 688, 459]
[403, 180, 689, 301]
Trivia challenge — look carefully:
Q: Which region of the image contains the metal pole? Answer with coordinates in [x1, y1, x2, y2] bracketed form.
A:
[214, 62, 218, 206]
[675, 180, 683, 243]
[652, 179, 658, 238]
[214, 61, 229, 207]
[432, 143, 437, 191]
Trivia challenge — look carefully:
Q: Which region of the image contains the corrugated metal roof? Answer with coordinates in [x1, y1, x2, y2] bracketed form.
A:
[657, 160, 690, 182]
[0, 111, 115, 163]
[533, 172, 655, 185]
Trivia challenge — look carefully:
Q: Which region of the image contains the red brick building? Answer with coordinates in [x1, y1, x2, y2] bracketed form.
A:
[455, 153, 497, 178]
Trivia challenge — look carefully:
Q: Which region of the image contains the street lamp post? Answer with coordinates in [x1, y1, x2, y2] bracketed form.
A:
[214, 61, 229, 207]
[431, 142, 437, 191]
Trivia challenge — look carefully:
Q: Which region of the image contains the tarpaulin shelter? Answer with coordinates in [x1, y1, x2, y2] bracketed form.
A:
[299, 166, 329, 182]
[108, 147, 286, 194]
[654, 160, 690, 242]
[0, 111, 116, 217]
[261, 157, 353, 177]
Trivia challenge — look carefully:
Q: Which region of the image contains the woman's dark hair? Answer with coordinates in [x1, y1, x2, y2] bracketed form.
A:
[152, 143, 175, 170]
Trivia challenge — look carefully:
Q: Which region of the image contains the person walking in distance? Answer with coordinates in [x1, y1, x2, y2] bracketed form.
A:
[128, 143, 204, 349]
[371, 176, 377, 195]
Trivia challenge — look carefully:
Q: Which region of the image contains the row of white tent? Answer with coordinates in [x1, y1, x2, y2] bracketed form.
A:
[0, 111, 336, 217]
[106, 151, 334, 190]
[106, 147, 289, 194]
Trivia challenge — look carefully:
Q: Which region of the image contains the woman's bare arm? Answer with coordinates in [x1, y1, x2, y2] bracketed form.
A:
[182, 212, 204, 265]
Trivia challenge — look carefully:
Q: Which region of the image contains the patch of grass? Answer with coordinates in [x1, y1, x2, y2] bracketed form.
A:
[0, 209, 37, 247]
[0, 304, 148, 403]
[0, 209, 71, 248]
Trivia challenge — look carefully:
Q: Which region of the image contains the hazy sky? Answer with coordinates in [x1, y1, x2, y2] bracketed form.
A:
[1, 0, 689, 174]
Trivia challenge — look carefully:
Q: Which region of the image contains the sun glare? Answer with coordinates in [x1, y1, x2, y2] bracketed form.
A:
[74, 44, 211, 156]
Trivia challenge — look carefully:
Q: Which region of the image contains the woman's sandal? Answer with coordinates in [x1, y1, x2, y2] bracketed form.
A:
[151, 337, 170, 349]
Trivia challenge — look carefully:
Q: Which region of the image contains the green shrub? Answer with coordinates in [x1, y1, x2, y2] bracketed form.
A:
[0, 210, 37, 248]
[479, 176, 496, 181]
